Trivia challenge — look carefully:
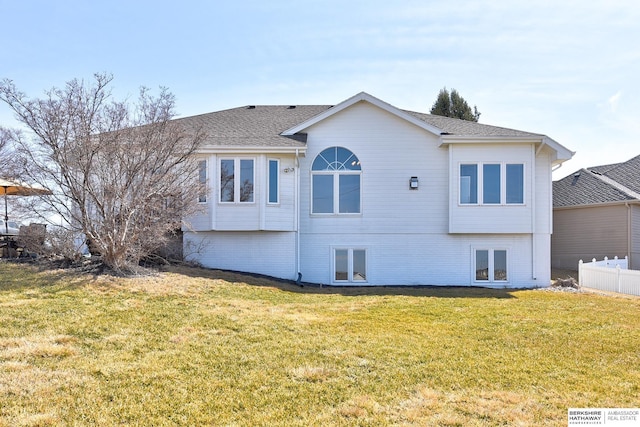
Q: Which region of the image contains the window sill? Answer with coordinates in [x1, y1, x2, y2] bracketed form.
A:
[458, 203, 526, 207]
[310, 213, 363, 217]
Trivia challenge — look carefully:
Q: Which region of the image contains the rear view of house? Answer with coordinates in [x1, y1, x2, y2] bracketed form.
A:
[183, 92, 573, 287]
[553, 155, 640, 270]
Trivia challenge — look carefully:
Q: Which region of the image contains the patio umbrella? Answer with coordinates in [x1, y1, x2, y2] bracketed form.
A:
[0, 178, 52, 235]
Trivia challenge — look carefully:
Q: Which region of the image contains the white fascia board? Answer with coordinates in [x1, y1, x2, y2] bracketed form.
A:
[542, 136, 575, 162]
[197, 146, 307, 155]
[281, 92, 443, 136]
[440, 134, 575, 164]
[439, 135, 544, 145]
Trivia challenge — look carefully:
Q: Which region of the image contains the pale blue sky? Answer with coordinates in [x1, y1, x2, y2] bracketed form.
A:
[1, 0, 639, 178]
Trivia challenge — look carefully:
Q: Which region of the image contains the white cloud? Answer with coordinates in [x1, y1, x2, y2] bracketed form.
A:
[607, 91, 622, 113]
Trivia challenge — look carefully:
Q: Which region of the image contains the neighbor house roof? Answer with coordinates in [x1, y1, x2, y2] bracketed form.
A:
[178, 92, 573, 161]
[554, 154, 640, 208]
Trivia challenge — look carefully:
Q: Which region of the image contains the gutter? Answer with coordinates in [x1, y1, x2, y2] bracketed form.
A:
[554, 200, 640, 210]
[196, 146, 307, 155]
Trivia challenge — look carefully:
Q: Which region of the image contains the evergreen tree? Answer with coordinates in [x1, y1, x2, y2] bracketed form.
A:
[430, 87, 481, 122]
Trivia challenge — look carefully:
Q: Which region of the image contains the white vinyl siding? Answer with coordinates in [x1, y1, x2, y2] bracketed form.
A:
[296, 102, 550, 287]
[185, 154, 298, 232]
[187, 99, 558, 288]
[300, 233, 537, 287]
[450, 145, 534, 233]
[300, 102, 448, 236]
[184, 231, 296, 279]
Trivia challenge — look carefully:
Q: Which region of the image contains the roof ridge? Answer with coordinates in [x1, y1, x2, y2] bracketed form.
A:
[601, 153, 640, 175]
[588, 169, 640, 200]
[586, 153, 640, 175]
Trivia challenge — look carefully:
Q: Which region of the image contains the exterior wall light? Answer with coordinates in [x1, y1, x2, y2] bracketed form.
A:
[410, 176, 419, 189]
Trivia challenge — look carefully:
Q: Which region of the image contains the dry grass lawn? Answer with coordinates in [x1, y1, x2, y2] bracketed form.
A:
[0, 262, 638, 426]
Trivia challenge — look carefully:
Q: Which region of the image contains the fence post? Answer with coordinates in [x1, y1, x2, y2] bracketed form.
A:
[617, 265, 621, 293]
[579, 259, 583, 286]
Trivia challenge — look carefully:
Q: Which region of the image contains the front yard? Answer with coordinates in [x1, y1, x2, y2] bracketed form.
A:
[0, 263, 638, 426]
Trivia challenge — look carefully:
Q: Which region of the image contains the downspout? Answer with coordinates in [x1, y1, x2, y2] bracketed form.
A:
[626, 202, 631, 269]
[531, 145, 537, 281]
[552, 163, 563, 173]
[295, 148, 302, 284]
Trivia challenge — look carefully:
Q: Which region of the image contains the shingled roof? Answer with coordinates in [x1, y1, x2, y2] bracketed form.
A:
[554, 155, 640, 207]
[174, 94, 556, 150]
[174, 105, 332, 148]
[406, 111, 545, 139]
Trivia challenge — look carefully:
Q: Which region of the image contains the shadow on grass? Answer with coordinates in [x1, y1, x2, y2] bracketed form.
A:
[165, 265, 520, 299]
[0, 260, 520, 299]
[0, 259, 90, 293]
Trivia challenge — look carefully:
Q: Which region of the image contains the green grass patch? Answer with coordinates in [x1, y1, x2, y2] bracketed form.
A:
[1, 262, 638, 426]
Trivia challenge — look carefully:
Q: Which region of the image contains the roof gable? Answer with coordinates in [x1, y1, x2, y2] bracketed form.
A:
[176, 92, 573, 162]
[281, 92, 443, 136]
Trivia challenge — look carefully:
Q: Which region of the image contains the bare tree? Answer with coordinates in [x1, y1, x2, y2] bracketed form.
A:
[0, 127, 19, 179]
[0, 73, 206, 273]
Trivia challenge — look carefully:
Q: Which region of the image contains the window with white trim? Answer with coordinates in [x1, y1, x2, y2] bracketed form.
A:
[475, 249, 508, 282]
[268, 159, 279, 204]
[220, 158, 254, 203]
[460, 163, 524, 205]
[334, 248, 367, 282]
[312, 147, 361, 214]
[198, 159, 207, 203]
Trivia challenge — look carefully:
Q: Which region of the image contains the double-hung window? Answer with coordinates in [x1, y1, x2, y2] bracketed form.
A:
[475, 249, 508, 282]
[311, 147, 361, 214]
[460, 163, 524, 205]
[220, 158, 254, 203]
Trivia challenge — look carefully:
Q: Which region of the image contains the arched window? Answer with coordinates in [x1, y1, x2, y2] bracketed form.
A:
[311, 147, 361, 214]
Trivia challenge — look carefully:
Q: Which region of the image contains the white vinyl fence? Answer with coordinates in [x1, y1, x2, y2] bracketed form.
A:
[578, 256, 640, 296]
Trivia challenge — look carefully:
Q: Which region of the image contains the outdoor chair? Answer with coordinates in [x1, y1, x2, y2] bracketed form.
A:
[16, 223, 47, 258]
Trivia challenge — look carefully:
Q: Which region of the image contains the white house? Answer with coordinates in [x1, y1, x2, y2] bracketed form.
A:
[182, 92, 574, 287]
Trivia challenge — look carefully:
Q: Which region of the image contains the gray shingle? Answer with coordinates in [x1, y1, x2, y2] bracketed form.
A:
[406, 111, 544, 138]
[174, 105, 331, 148]
[600, 154, 640, 195]
[554, 154, 640, 207]
[174, 104, 548, 149]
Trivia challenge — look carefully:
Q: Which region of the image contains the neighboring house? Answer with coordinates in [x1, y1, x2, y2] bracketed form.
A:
[552, 155, 640, 270]
[182, 92, 573, 287]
